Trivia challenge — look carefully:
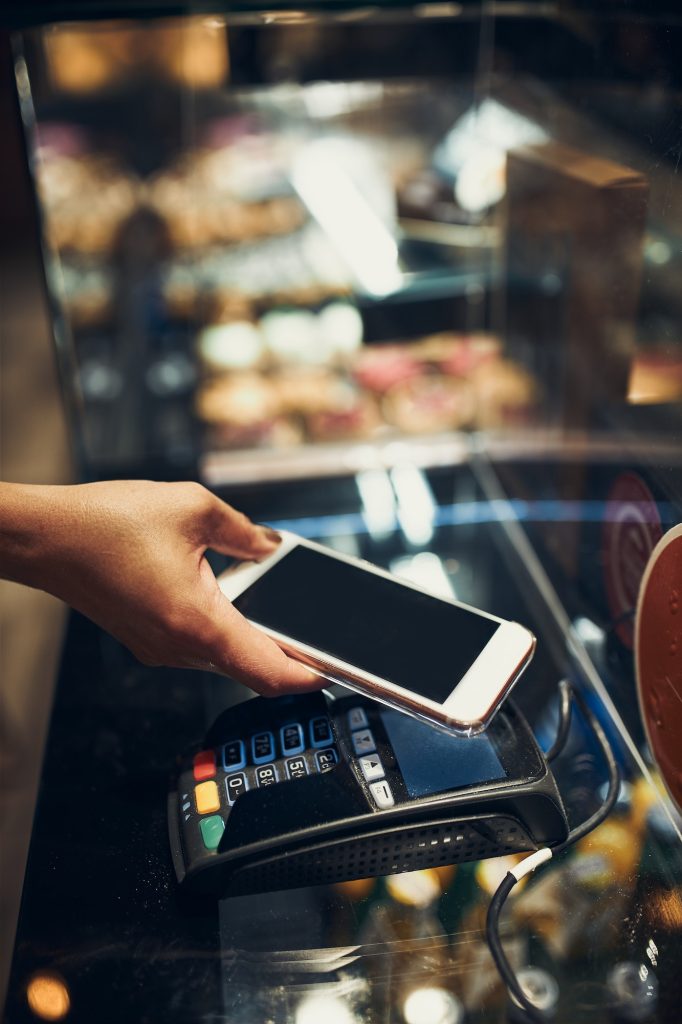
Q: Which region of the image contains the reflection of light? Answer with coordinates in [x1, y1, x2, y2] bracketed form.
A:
[434, 98, 549, 213]
[573, 616, 606, 648]
[403, 986, 462, 1024]
[386, 869, 441, 907]
[390, 465, 436, 547]
[292, 143, 401, 297]
[295, 993, 356, 1024]
[628, 355, 682, 405]
[303, 81, 384, 119]
[456, 147, 506, 214]
[26, 973, 71, 1021]
[390, 552, 455, 599]
[475, 855, 527, 896]
[356, 468, 397, 539]
[647, 239, 672, 265]
[262, 9, 310, 23]
[516, 968, 559, 1013]
[414, 3, 463, 16]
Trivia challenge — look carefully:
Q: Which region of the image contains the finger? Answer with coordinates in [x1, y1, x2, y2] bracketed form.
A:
[207, 596, 322, 695]
[203, 497, 281, 561]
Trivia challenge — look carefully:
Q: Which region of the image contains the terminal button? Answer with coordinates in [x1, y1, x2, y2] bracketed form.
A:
[193, 750, 216, 782]
[351, 729, 376, 756]
[359, 753, 385, 784]
[310, 717, 333, 748]
[199, 814, 225, 850]
[316, 748, 339, 773]
[369, 779, 395, 809]
[256, 764, 279, 787]
[286, 756, 308, 780]
[195, 780, 220, 815]
[252, 731, 275, 764]
[280, 723, 305, 756]
[347, 707, 369, 731]
[222, 740, 246, 772]
[225, 772, 248, 805]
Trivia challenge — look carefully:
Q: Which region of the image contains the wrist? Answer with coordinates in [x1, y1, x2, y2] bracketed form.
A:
[0, 482, 79, 590]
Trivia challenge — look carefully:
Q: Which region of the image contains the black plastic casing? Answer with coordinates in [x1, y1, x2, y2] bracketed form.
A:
[168, 692, 568, 898]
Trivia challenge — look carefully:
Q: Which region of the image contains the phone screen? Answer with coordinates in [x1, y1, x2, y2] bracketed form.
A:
[233, 546, 499, 704]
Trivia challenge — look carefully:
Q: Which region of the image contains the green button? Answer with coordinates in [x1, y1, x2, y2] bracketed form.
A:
[199, 814, 225, 851]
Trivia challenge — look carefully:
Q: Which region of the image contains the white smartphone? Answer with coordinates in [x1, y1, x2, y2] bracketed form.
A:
[218, 531, 536, 735]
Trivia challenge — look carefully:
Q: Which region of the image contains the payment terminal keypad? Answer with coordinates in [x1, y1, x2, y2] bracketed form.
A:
[176, 696, 405, 867]
[178, 705, 341, 859]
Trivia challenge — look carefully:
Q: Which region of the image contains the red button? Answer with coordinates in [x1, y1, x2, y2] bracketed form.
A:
[193, 750, 216, 782]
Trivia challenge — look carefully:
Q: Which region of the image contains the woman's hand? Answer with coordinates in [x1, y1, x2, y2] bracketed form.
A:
[0, 479, 320, 695]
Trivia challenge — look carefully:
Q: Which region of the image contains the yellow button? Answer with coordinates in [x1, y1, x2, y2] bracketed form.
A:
[195, 780, 220, 815]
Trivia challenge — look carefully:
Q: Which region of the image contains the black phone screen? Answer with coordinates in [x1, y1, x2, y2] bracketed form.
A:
[233, 546, 499, 704]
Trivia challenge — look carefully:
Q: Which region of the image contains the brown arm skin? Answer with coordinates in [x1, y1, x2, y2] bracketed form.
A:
[0, 479, 320, 695]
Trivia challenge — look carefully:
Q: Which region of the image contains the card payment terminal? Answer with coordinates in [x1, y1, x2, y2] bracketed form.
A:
[168, 691, 568, 897]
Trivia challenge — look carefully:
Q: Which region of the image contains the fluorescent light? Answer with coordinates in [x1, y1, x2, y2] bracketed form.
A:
[390, 464, 436, 547]
[357, 468, 397, 538]
[390, 551, 455, 599]
[292, 141, 401, 296]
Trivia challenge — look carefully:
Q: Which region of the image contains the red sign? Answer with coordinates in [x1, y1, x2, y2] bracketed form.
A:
[602, 472, 663, 649]
[636, 525, 682, 813]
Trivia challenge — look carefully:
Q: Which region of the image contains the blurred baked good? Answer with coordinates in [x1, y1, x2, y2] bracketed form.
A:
[195, 373, 279, 426]
[471, 360, 537, 429]
[261, 309, 327, 366]
[196, 372, 304, 450]
[382, 374, 475, 433]
[197, 322, 265, 373]
[305, 387, 381, 442]
[148, 145, 305, 250]
[353, 345, 421, 394]
[272, 368, 339, 416]
[317, 301, 364, 361]
[411, 332, 501, 376]
[38, 153, 140, 255]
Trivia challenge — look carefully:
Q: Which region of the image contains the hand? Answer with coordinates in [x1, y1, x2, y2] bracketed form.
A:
[0, 480, 320, 695]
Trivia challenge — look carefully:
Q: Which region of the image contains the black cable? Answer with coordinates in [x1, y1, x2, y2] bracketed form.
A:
[544, 679, 572, 763]
[551, 685, 620, 854]
[485, 682, 621, 1020]
[486, 871, 547, 1022]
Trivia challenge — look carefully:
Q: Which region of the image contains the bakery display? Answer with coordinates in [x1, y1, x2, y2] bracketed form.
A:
[193, 324, 539, 451]
[32, 99, 542, 466]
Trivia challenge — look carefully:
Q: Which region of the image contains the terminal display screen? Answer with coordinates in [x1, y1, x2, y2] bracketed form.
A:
[380, 708, 508, 797]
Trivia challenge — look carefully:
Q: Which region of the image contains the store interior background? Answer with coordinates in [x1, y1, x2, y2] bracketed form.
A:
[1, 3, 681, 1019]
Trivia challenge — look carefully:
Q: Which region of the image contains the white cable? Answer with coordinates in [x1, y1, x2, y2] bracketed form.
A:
[510, 847, 553, 882]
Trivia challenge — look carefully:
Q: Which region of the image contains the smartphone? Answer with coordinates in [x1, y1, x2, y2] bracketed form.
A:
[218, 532, 536, 734]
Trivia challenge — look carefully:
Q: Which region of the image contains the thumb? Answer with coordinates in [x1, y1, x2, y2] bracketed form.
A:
[205, 589, 322, 694]
[203, 496, 281, 561]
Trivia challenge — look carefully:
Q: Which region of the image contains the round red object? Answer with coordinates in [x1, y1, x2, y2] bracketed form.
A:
[635, 524, 682, 813]
[602, 472, 663, 649]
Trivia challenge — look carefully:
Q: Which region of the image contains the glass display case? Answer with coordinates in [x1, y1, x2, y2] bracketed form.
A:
[2, 2, 681, 1023]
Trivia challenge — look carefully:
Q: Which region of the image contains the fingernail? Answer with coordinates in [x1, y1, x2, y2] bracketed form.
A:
[261, 526, 281, 545]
